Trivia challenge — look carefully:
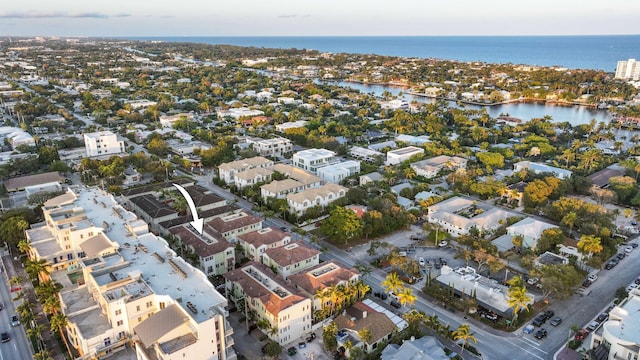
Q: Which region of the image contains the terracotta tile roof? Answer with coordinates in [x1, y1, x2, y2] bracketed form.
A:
[223, 262, 307, 316]
[288, 260, 359, 295]
[238, 227, 289, 248]
[334, 301, 397, 344]
[263, 241, 320, 267]
[169, 225, 234, 258]
[205, 212, 262, 234]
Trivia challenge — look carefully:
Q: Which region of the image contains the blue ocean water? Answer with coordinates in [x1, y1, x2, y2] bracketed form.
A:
[123, 35, 640, 71]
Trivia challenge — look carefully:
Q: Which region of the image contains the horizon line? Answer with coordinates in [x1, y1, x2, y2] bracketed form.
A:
[3, 33, 640, 38]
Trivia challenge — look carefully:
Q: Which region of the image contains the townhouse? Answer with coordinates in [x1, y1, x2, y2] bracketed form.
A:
[237, 227, 291, 261]
[410, 155, 467, 179]
[224, 262, 312, 345]
[168, 224, 236, 276]
[218, 156, 274, 185]
[286, 183, 348, 215]
[205, 212, 263, 242]
[262, 241, 320, 280]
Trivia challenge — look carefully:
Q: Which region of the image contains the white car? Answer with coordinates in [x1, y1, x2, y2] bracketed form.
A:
[438, 240, 448, 247]
[419, 257, 425, 267]
[625, 246, 634, 254]
[588, 274, 598, 282]
[527, 277, 539, 286]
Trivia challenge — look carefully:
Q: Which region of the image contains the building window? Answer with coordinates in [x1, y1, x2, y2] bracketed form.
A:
[116, 320, 123, 326]
[115, 310, 122, 316]
[146, 301, 153, 308]
[136, 305, 140, 311]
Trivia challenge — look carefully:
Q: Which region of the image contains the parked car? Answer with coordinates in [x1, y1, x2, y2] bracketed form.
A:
[288, 347, 297, 356]
[596, 313, 609, 323]
[438, 240, 448, 247]
[605, 260, 618, 270]
[586, 320, 600, 332]
[635, 278, 640, 286]
[373, 292, 388, 300]
[534, 328, 548, 339]
[532, 314, 546, 327]
[544, 310, 555, 320]
[575, 329, 589, 340]
[616, 253, 626, 260]
[582, 279, 593, 288]
[419, 257, 425, 267]
[390, 300, 402, 309]
[625, 246, 634, 254]
[631, 243, 639, 248]
[527, 277, 539, 286]
[306, 333, 316, 342]
[550, 317, 563, 326]
[298, 342, 307, 349]
[588, 274, 598, 282]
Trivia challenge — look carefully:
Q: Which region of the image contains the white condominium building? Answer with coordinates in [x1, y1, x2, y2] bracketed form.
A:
[292, 148, 338, 174]
[615, 59, 640, 80]
[26, 187, 234, 360]
[84, 131, 125, 157]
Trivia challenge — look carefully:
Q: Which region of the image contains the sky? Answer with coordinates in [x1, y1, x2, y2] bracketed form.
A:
[1, 0, 639, 37]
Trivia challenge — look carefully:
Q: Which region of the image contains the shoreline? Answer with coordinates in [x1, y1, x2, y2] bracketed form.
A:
[328, 78, 601, 109]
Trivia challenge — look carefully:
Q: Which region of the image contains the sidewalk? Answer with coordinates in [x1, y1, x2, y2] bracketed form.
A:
[2, 251, 65, 360]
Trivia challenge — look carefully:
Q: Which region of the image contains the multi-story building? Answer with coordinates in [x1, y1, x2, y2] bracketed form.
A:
[169, 224, 236, 276]
[224, 262, 312, 345]
[234, 167, 273, 190]
[292, 148, 338, 174]
[261, 179, 307, 200]
[590, 288, 640, 360]
[410, 155, 467, 179]
[84, 131, 125, 158]
[218, 156, 274, 184]
[426, 196, 514, 237]
[237, 227, 291, 261]
[316, 160, 361, 184]
[262, 241, 320, 280]
[615, 59, 640, 80]
[288, 260, 360, 316]
[270, 164, 323, 188]
[246, 137, 293, 157]
[349, 146, 384, 163]
[385, 146, 425, 165]
[28, 187, 235, 360]
[286, 183, 348, 215]
[205, 212, 263, 242]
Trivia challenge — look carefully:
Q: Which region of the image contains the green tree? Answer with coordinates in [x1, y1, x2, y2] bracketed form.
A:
[608, 176, 637, 204]
[476, 152, 504, 173]
[381, 272, 403, 295]
[320, 206, 363, 244]
[146, 138, 170, 156]
[323, 322, 339, 351]
[50, 313, 73, 358]
[561, 212, 578, 238]
[539, 264, 583, 299]
[507, 276, 532, 323]
[452, 324, 477, 355]
[536, 227, 565, 254]
[577, 234, 603, 259]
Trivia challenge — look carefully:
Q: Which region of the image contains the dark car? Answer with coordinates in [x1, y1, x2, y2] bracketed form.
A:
[288, 347, 297, 356]
[306, 333, 316, 342]
[298, 342, 307, 349]
[261, 345, 267, 354]
[596, 313, 609, 322]
[582, 279, 593, 288]
[280, 226, 288, 232]
[616, 253, 626, 260]
[532, 314, 546, 327]
[534, 328, 547, 339]
[0, 303, 3, 311]
[373, 292, 388, 300]
[631, 243, 639, 248]
[550, 317, 562, 326]
[390, 300, 402, 309]
[0, 332, 8, 343]
[544, 310, 555, 320]
[605, 261, 617, 270]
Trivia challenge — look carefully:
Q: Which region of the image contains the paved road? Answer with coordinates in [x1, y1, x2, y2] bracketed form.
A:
[0, 253, 34, 360]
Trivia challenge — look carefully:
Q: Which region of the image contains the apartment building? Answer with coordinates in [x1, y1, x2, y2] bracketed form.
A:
[292, 148, 338, 174]
[169, 224, 236, 276]
[218, 156, 274, 184]
[246, 137, 293, 157]
[316, 160, 361, 184]
[262, 241, 320, 280]
[224, 262, 312, 345]
[513, 161, 572, 180]
[615, 58, 640, 81]
[84, 131, 125, 158]
[237, 227, 291, 261]
[385, 146, 424, 165]
[205, 212, 263, 242]
[234, 167, 273, 190]
[29, 187, 235, 360]
[286, 183, 348, 215]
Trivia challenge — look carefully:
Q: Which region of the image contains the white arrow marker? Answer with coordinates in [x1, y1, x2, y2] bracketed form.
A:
[173, 184, 204, 235]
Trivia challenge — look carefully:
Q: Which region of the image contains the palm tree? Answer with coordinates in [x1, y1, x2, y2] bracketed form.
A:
[403, 309, 426, 337]
[577, 235, 603, 259]
[381, 272, 403, 295]
[25, 258, 50, 282]
[50, 313, 73, 358]
[452, 324, 477, 355]
[396, 287, 417, 307]
[562, 212, 578, 238]
[357, 328, 372, 345]
[17, 239, 31, 254]
[426, 314, 441, 333]
[507, 281, 532, 324]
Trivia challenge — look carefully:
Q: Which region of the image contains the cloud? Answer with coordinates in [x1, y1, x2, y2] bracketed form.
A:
[278, 14, 311, 19]
[0, 11, 130, 19]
